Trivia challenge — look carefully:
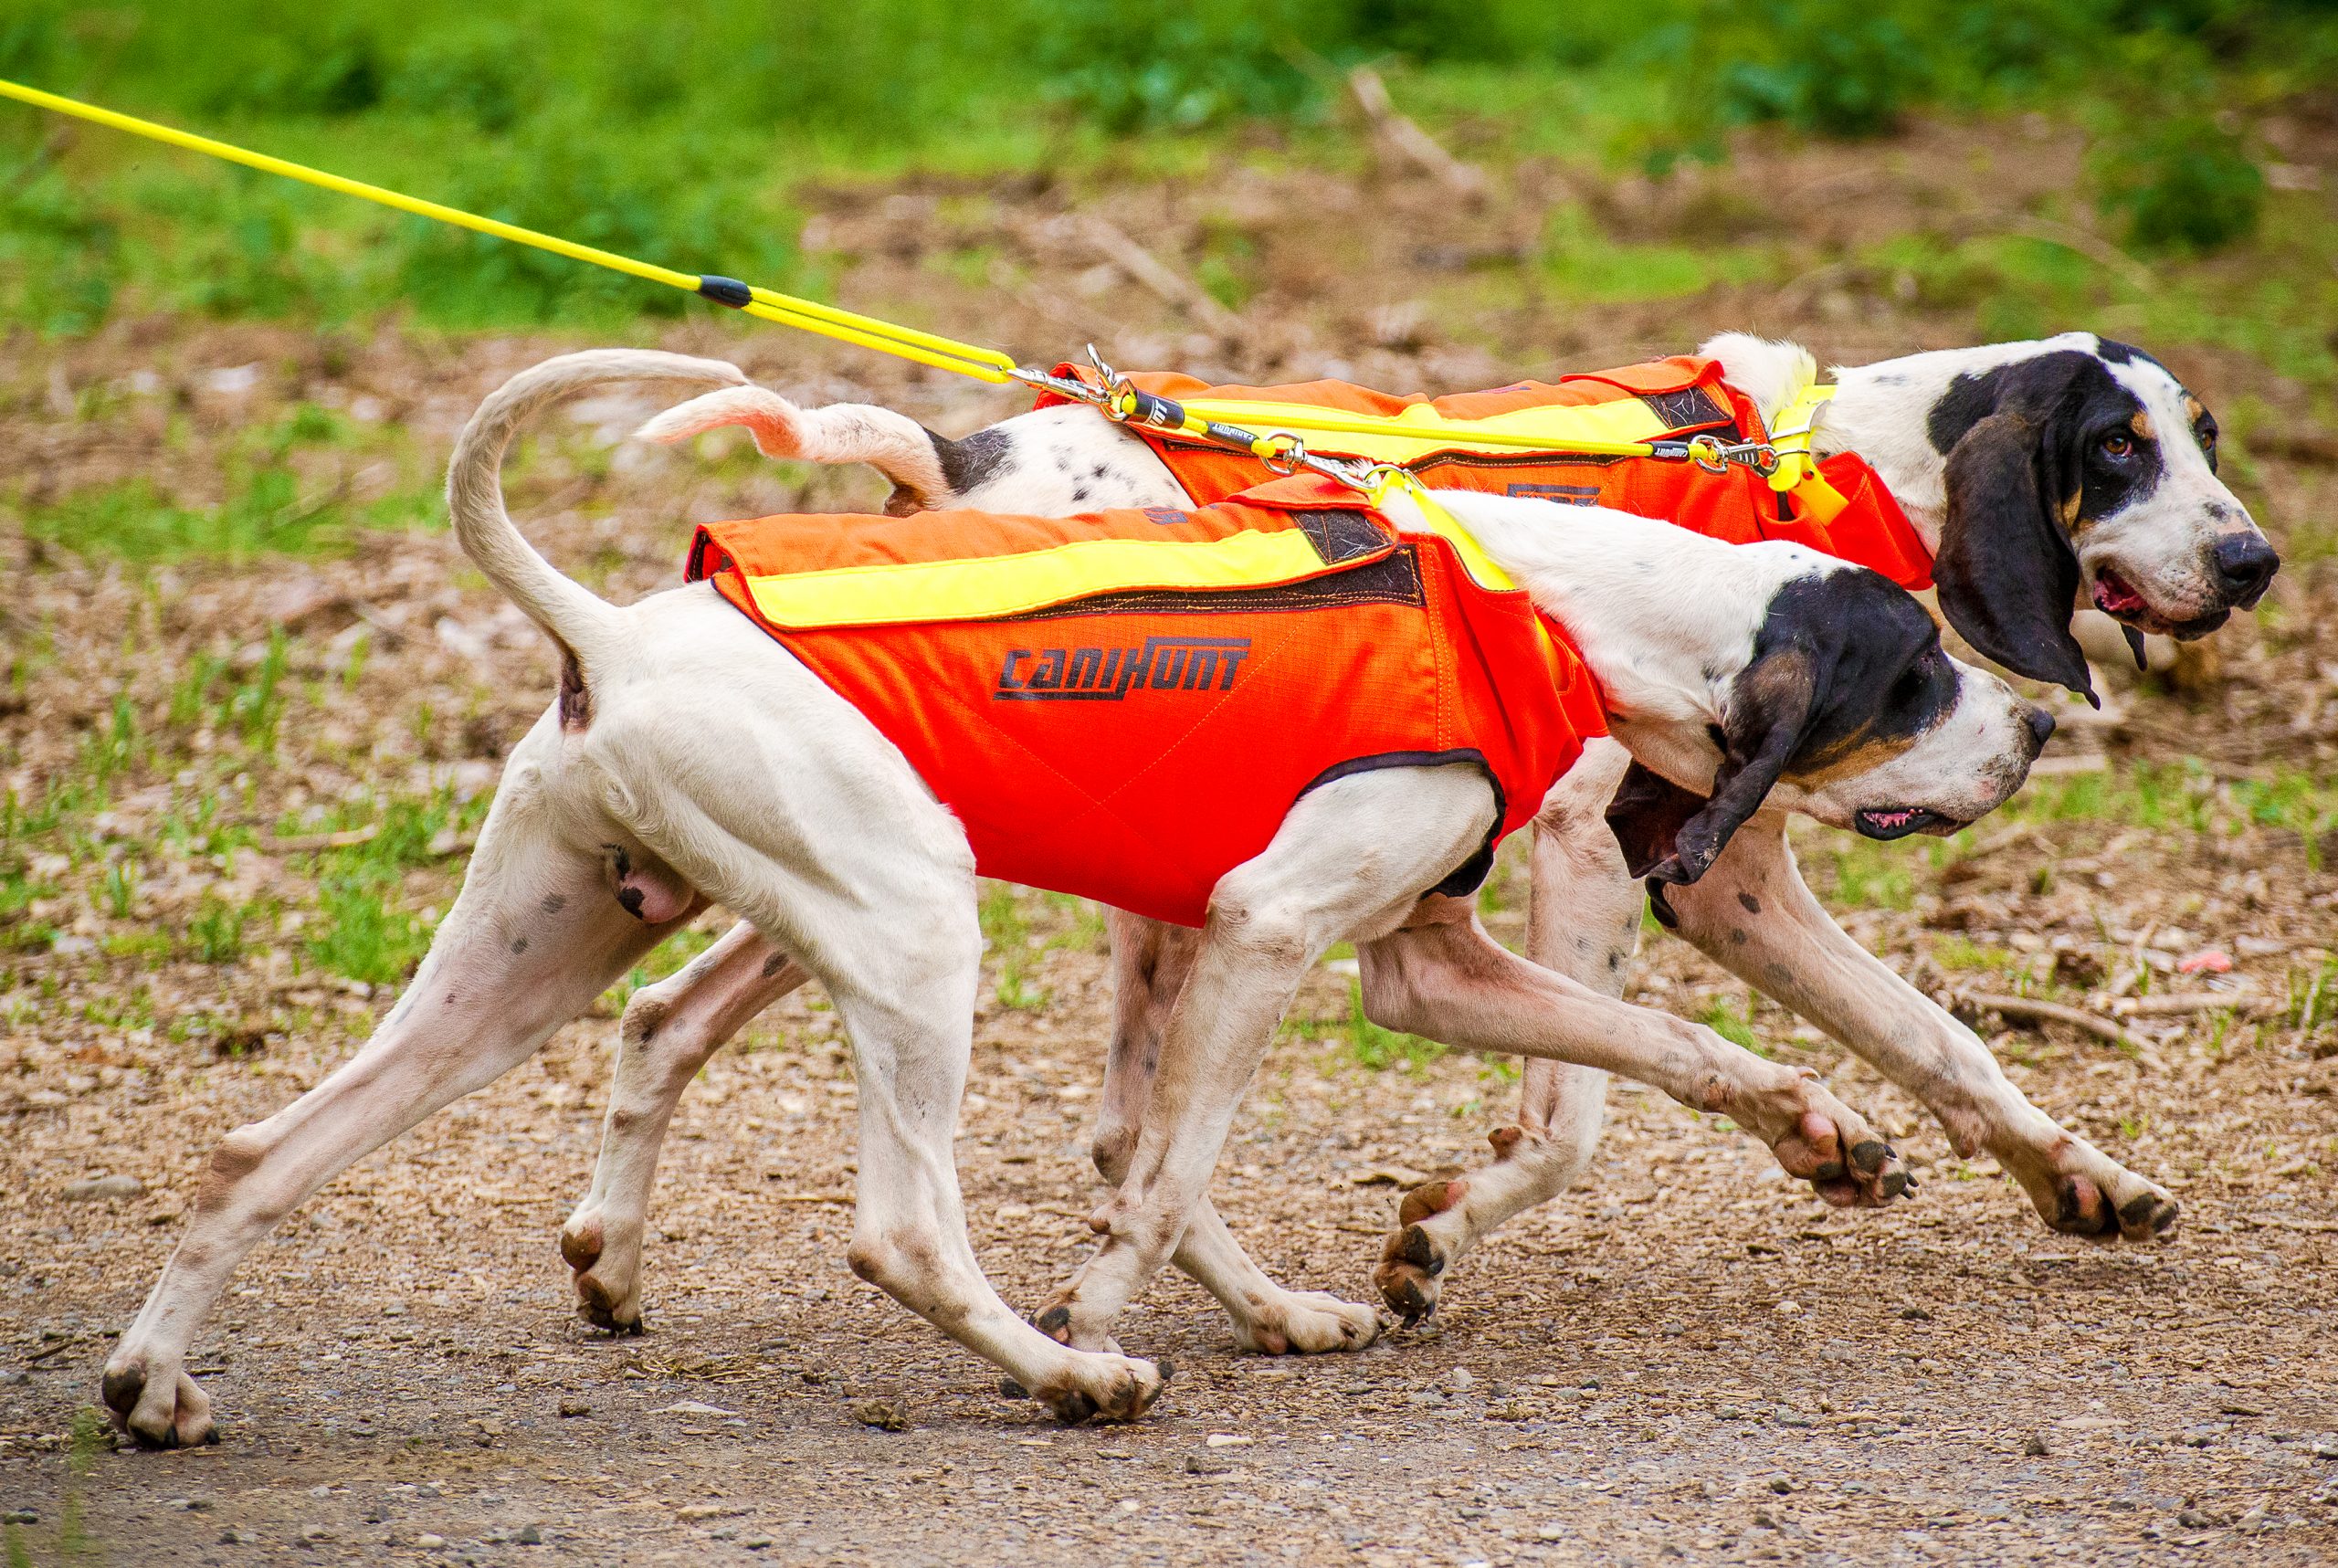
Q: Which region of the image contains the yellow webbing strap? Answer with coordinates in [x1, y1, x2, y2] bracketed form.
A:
[1160, 395, 1672, 464]
[0, 78, 1019, 384]
[1764, 383, 1848, 523]
[733, 528, 1334, 630]
[1366, 469, 1515, 592]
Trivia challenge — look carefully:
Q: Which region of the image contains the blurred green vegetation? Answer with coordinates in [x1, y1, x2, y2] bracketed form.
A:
[0, 0, 2333, 335]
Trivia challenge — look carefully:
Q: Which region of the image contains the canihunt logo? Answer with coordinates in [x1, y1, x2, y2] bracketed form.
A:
[995, 636, 1251, 701]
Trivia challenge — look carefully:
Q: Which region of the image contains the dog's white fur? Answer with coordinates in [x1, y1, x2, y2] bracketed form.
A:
[102, 348, 2047, 1442]
[560, 332, 2205, 1340]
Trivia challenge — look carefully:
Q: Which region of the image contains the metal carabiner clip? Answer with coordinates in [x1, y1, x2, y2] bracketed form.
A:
[1082, 343, 1133, 420]
[1255, 430, 1312, 475]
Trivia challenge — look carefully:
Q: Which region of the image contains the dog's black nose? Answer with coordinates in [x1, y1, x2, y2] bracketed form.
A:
[2023, 705, 2056, 753]
[2212, 532, 2280, 606]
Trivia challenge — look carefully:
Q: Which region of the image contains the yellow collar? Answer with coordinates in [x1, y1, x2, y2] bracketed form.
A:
[1764, 383, 1847, 521]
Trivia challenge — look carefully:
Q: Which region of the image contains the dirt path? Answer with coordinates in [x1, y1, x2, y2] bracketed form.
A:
[5, 923, 2337, 1564]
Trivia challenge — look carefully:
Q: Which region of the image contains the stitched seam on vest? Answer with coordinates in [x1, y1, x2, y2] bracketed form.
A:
[994, 548, 1423, 622]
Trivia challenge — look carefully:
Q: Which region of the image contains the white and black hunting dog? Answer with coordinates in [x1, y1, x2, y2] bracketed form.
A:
[538, 331, 2275, 1342]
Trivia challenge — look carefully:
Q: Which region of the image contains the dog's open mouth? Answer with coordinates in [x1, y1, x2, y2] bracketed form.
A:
[2091, 567, 2152, 621]
[1854, 806, 1958, 840]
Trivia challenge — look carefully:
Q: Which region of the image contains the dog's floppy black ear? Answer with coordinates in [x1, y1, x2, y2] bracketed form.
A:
[1933, 409, 2097, 703]
[1630, 646, 1819, 897]
[1605, 762, 1706, 881]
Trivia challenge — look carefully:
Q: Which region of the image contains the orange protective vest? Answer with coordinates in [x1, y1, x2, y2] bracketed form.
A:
[1035, 356, 1936, 592]
[688, 474, 1606, 928]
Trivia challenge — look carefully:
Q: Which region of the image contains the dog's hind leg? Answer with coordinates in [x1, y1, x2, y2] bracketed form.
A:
[1374, 739, 1636, 1321]
[1087, 910, 1377, 1356]
[100, 728, 682, 1447]
[562, 922, 808, 1332]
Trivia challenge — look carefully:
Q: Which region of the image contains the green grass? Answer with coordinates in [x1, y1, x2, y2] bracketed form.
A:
[297, 791, 490, 985]
[1989, 759, 2338, 870]
[0, 1, 2328, 339]
[1283, 979, 1444, 1075]
[1697, 995, 1767, 1055]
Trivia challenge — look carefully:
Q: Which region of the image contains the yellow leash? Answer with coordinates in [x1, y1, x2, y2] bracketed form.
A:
[0, 77, 1019, 382]
[0, 77, 1801, 512]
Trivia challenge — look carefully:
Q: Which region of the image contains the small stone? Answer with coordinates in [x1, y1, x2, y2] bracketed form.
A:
[558, 1398, 591, 1418]
[1205, 1434, 1252, 1447]
[2025, 1435, 2050, 1457]
[517, 1524, 543, 1545]
[3, 1510, 36, 1525]
[414, 1533, 447, 1550]
[218, 1528, 252, 1544]
[742, 1537, 774, 1551]
[651, 1401, 739, 1418]
[1899, 1306, 1933, 1321]
[1752, 1508, 1778, 1529]
[300, 1525, 332, 1542]
[852, 1398, 909, 1432]
[2312, 1437, 2338, 1459]
[62, 1173, 143, 1202]
[1184, 1455, 1232, 1476]
[1444, 1366, 1474, 1393]
[1769, 1478, 1796, 1494]
[1538, 1524, 1566, 1542]
[1774, 1300, 1802, 1315]
[996, 1377, 1028, 1400]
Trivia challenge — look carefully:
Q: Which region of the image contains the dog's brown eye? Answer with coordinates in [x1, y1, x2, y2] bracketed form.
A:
[2196, 426, 2217, 453]
[2101, 432, 2134, 459]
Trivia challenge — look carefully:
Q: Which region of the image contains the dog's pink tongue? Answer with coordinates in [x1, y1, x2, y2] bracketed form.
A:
[2093, 571, 2149, 616]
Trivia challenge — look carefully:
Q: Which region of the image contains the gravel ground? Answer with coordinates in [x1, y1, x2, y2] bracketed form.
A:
[5, 119, 2338, 1564]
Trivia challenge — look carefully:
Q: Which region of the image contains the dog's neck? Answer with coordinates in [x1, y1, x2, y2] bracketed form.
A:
[1393, 491, 1794, 787]
[1705, 331, 2099, 557]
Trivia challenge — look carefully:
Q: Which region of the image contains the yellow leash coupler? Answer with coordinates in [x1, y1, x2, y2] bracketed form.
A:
[0, 78, 1799, 510]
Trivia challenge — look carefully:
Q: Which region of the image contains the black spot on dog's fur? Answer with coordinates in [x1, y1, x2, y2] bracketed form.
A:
[932, 426, 1016, 494]
[762, 951, 791, 978]
[511, 936, 530, 954]
[542, 893, 567, 915]
[1738, 892, 1762, 915]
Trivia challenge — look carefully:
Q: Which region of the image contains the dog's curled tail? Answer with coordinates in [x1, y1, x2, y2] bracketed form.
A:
[636, 385, 950, 506]
[446, 349, 752, 673]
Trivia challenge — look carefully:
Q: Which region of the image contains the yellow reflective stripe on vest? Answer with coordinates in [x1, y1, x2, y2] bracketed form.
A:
[1175, 394, 1675, 467]
[737, 528, 1339, 630]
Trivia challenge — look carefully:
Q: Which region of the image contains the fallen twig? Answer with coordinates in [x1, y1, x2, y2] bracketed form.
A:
[1992, 215, 2157, 295]
[1050, 213, 1240, 334]
[1958, 991, 2157, 1056]
[765, 1191, 854, 1205]
[2111, 991, 2260, 1018]
[263, 824, 381, 854]
[1938, 823, 2051, 882]
[1348, 66, 1487, 201]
